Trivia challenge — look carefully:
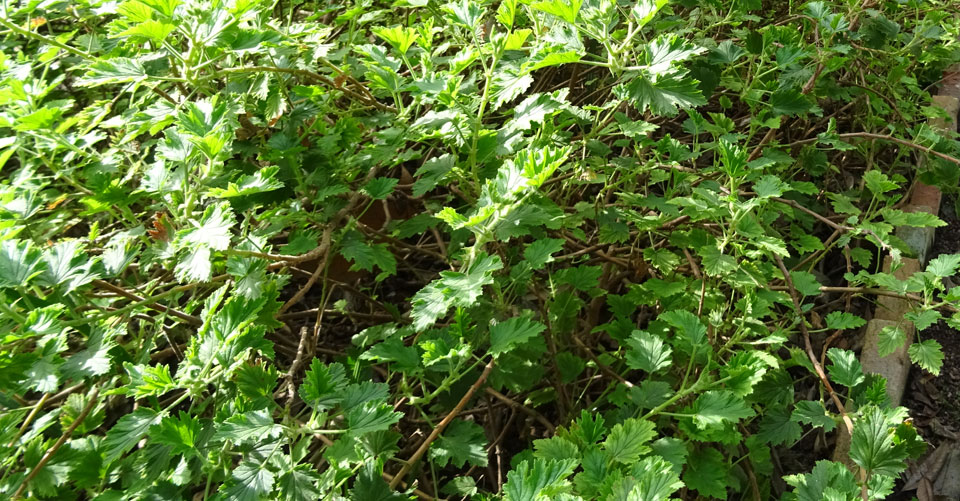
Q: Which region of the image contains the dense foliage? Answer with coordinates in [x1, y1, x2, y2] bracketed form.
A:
[2, 0, 960, 499]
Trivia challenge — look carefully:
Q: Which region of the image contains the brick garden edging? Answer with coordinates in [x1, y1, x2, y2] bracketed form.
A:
[832, 67, 960, 465]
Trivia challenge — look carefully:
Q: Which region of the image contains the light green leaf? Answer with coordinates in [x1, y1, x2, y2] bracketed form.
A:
[826, 348, 864, 387]
[876, 325, 906, 357]
[614, 70, 706, 116]
[0, 239, 44, 289]
[102, 408, 164, 464]
[215, 409, 283, 443]
[222, 461, 275, 501]
[631, 0, 668, 27]
[175, 246, 212, 282]
[908, 339, 944, 375]
[299, 360, 347, 411]
[530, 0, 583, 23]
[602, 418, 656, 463]
[503, 458, 578, 501]
[926, 254, 960, 278]
[625, 330, 673, 373]
[207, 166, 284, 198]
[489, 316, 546, 356]
[849, 406, 909, 477]
[790, 270, 822, 296]
[792, 400, 837, 432]
[181, 203, 235, 251]
[690, 390, 755, 429]
[658, 310, 707, 346]
[79, 57, 149, 86]
[824, 312, 866, 331]
[347, 401, 402, 435]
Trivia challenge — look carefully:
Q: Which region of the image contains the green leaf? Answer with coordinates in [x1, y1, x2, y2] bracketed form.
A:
[215, 409, 283, 443]
[876, 325, 906, 357]
[792, 400, 837, 432]
[614, 456, 684, 501]
[79, 57, 149, 86]
[373, 25, 420, 55]
[492, 67, 534, 111]
[347, 401, 402, 435]
[413, 154, 455, 197]
[864, 170, 898, 196]
[770, 88, 812, 116]
[430, 419, 489, 468]
[602, 418, 656, 464]
[756, 407, 802, 445]
[175, 246, 212, 282]
[0, 239, 44, 289]
[849, 406, 909, 477]
[530, 0, 582, 24]
[826, 348, 864, 387]
[790, 270, 822, 296]
[118, 20, 176, 42]
[489, 315, 546, 356]
[102, 408, 163, 464]
[362, 177, 398, 200]
[615, 70, 706, 116]
[503, 458, 578, 501]
[278, 466, 323, 501]
[523, 238, 565, 269]
[340, 230, 396, 277]
[683, 447, 728, 499]
[299, 360, 347, 411]
[533, 436, 579, 461]
[410, 253, 502, 331]
[905, 309, 940, 330]
[690, 390, 755, 429]
[784, 460, 858, 501]
[824, 312, 866, 330]
[222, 461, 275, 501]
[658, 310, 707, 346]
[625, 330, 673, 373]
[631, 0, 668, 27]
[926, 254, 960, 278]
[207, 167, 284, 198]
[754, 175, 785, 198]
[152, 411, 202, 456]
[181, 202, 236, 251]
[699, 245, 737, 275]
[645, 35, 706, 75]
[908, 339, 944, 375]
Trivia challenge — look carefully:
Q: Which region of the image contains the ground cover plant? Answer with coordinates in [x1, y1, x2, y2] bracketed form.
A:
[1, 0, 960, 499]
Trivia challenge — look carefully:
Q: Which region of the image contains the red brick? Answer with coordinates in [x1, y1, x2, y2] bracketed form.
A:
[910, 183, 942, 214]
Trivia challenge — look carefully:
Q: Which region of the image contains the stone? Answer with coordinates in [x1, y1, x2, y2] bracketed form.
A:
[930, 95, 960, 133]
[895, 204, 938, 264]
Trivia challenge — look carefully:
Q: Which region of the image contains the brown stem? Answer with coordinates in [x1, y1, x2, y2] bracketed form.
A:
[91, 279, 201, 325]
[13, 388, 100, 500]
[388, 358, 496, 489]
[773, 255, 855, 436]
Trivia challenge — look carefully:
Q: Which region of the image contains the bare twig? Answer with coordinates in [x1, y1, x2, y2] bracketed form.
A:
[773, 256, 854, 436]
[91, 279, 201, 326]
[389, 358, 496, 489]
[13, 388, 99, 500]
